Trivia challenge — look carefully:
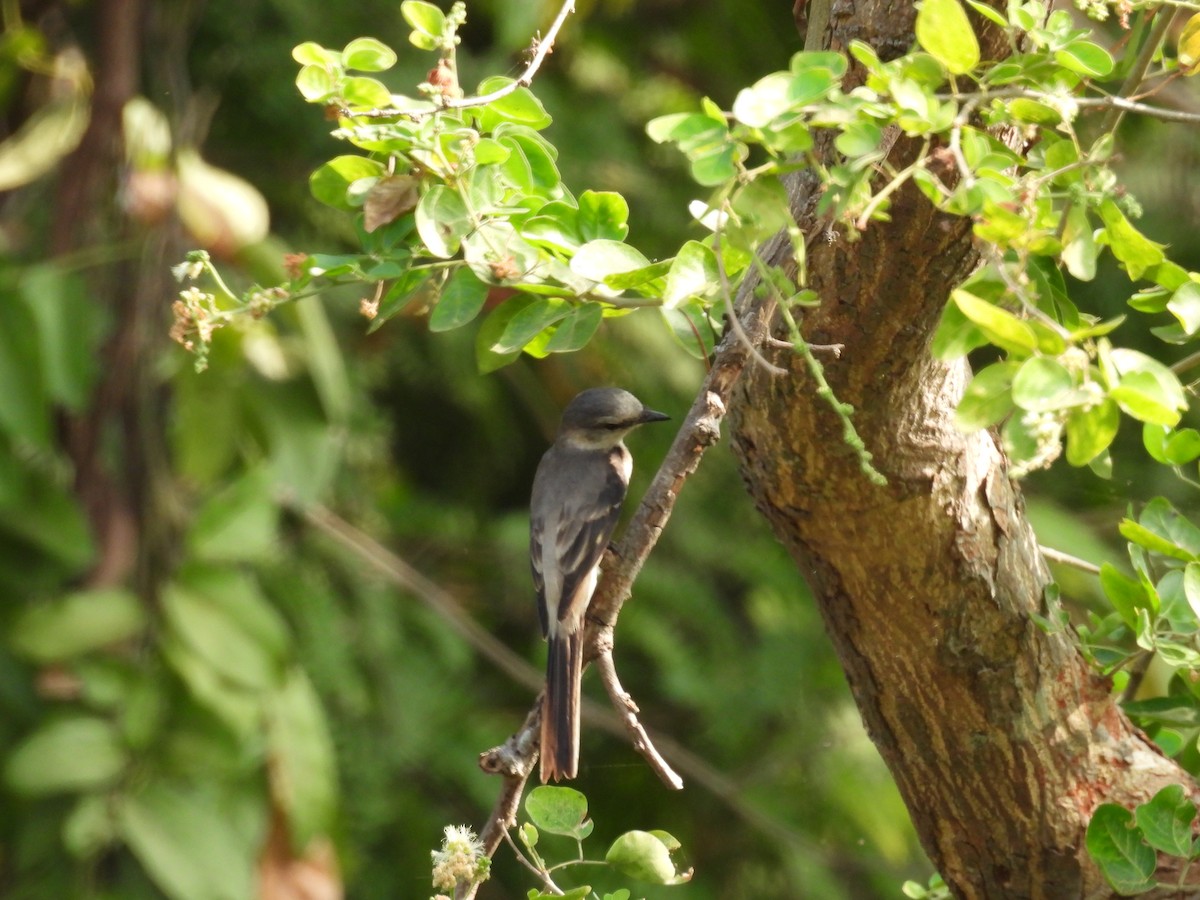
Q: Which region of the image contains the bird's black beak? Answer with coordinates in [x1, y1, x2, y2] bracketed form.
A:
[639, 407, 670, 424]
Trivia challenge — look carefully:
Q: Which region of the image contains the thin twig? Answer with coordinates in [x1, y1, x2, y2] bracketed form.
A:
[298, 503, 542, 691]
[593, 644, 684, 790]
[1039, 544, 1101, 575]
[714, 223, 787, 376]
[766, 335, 843, 356]
[366, 0, 576, 119]
[1103, 6, 1186, 134]
[443, 0, 575, 107]
[1171, 348, 1200, 376]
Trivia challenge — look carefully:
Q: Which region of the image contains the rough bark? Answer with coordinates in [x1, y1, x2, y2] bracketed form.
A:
[725, 2, 1199, 897]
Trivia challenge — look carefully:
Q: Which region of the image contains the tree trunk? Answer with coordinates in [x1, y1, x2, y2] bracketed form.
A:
[727, 2, 1197, 897]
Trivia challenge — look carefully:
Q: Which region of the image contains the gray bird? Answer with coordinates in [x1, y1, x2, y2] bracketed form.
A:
[530, 387, 670, 782]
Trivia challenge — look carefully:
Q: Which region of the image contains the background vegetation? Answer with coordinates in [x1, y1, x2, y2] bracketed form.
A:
[0, 0, 1196, 897]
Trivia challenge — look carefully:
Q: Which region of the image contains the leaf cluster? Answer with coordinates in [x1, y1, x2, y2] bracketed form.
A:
[511, 786, 690, 900]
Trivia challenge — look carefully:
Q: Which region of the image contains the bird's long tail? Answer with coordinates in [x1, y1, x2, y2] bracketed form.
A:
[541, 630, 583, 782]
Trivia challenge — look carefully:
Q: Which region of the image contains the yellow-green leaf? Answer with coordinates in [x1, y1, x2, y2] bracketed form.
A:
[916, 0, 980, 75]
[1179, 12, 1200, 75]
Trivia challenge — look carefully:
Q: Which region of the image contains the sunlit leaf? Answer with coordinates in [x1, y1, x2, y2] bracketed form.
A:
[1065, 399, 1119, 467]
[951, 290, 1038, 355]
[1011, 357, 1076, 412]
[955, 361, 1018, 431]
[662, 241, 719, 309]
[342, 37, 397, 72]
[1166, 281, 1200, 335]
[415, 185, 471, 258]
[915, 0, 980, 75]
[1098, 199, 1165, 280]
[1178, 12, 1200, 75]
[605, 831, 690, 885]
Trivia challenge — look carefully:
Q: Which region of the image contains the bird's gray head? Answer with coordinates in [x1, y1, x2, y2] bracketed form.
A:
[558, 387, 669, 446]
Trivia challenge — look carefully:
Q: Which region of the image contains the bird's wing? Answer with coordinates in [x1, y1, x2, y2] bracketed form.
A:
[530, 513, 549, 637]
[530, 445, 629, 637]
[552, 453, 627, 626]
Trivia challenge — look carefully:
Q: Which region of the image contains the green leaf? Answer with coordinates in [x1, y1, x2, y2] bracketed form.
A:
[1011, 357, 1076, 412]
[492, 297, 570, 354]
[1065, 399, 1119, 467]
[1086, 804, 1157, 895]
[1124, 696, 1200, 728]
[19, 265, 103, 412]
[577, 190, 629, 242]
[1063, 207, 1098, 282]
[544, 302, 603, 353]
[402, 0, 446, 48]
[476, 294, 536, 372]
[1098, 199, 1165, 280]
[162, 570, 288, 692]
[415, 185, 471, 258]
[0, 289, 51, 447]
[662, 298, 716, 359]
[1179, 12, 1200, 75]
[790, 50, 849, 78]
[732, 73, 794, 128]
[690, 142, 742, 186]
[342, 37, 397, 72]
[1056, 41, 1114, 78]
[951, 290, 1038, 355]
[1007, 98, 1061, 126]
[118, 781, 256, 900]
[296, 65, 338, 103]
[477, 78, 553, 130]
[605, 831, 690, 885]
[1167, 281, 1200, 335]
[1119, 519, 1196, 562]
[5, 716, 126, 795]
[932, 297, 989, 359]
[292, 42, 341, 67]
[1183, 562, 1200, 626]
[1165, 428, 1200, 464]
[645, 111, 721, 145]
[341, 76, 392, 108]
[11, 588, 146, 662]
[955, 361, 1018, 431]
[525, 786, 591, 838]
[571, 240, 652, 283]
[430, 267, 488, 332]
[309, 156, 385, 211]
[266, 669, 336, 851]
[663, 241, 719, 309]
[963, 0, 1008, 26]
[1100, 562, 1153, 629]
[916, 0, 980, 75]
[1111, 373, 1183, 427]
[1141, 497, 1200, 557]
[187, 468, 279, 563]
[835, 120, 883, 158]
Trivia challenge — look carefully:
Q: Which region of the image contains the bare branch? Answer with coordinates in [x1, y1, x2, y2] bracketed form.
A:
[592, 640, 683, 790]
[364, 0, 576, 119]
[1039, 544, 1101, 575]
[440, 0, 576, 110]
